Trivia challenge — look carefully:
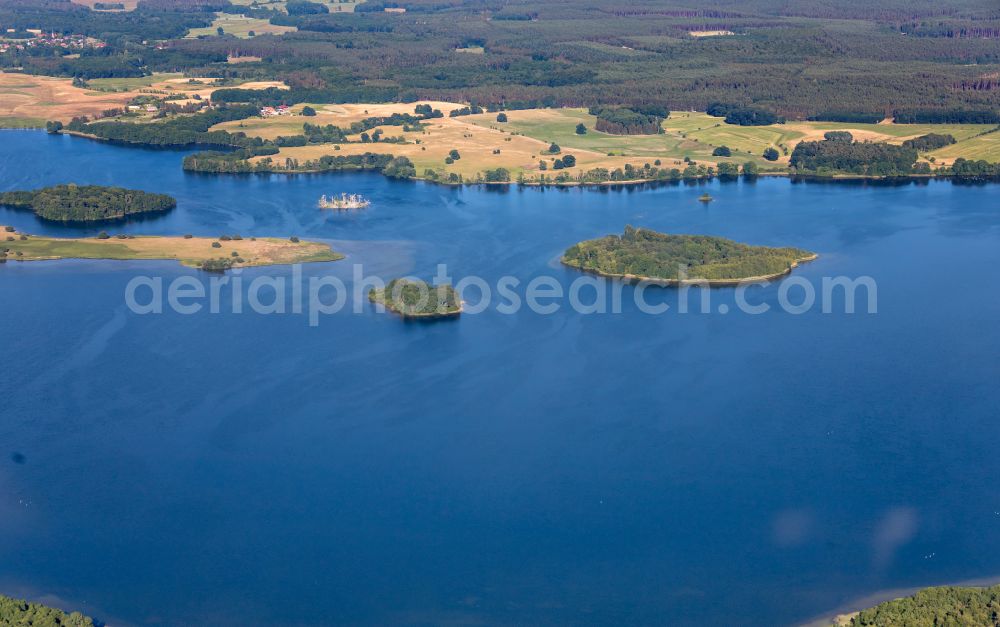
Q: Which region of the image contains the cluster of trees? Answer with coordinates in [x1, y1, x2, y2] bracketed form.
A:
[534, 160, 753, 185]
[414, 104, 443, 118]
[286, 0, 328, 15]
[552, 154, 577, 169]
[0, 184, 176, 222]
[449, 105, 484, 117]
[707, 103, 784, 126]
[589, 106, 668, 135]
[902, 133, 956, 151]
[0, 594, 94, 627]
[790, 137, 919, 176]
[200, 257, 236, 272]
[951, 158, 1000, 179]
[562, 225, 814, 282]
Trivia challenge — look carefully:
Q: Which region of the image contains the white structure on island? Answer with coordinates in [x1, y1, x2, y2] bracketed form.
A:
[318, 193, 371, 210]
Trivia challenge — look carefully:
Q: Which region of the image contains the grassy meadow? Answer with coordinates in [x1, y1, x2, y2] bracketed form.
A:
[185, 13, 296, 38]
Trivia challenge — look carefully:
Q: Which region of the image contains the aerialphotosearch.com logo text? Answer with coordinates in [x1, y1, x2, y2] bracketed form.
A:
[124, 263, 877, 326]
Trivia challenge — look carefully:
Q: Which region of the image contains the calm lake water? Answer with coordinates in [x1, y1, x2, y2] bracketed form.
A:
[2, 130, 1000, 626]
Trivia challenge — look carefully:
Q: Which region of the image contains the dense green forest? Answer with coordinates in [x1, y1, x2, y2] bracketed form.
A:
[368, 279, 462, 317]
[562, 225, 815, 282]
[4, 0, 1000, 117]
[849, 585, 1000, 626]
[902, 133, 957, 151]
[707, 103, 785, 126]
[0, 184, 176, 221]
[0, 594, 94, 627]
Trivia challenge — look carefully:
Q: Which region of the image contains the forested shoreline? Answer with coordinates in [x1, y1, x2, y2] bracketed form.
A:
[3, 0, 1000, 117]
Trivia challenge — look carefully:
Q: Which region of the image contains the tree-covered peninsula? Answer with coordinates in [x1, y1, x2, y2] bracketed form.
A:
[844, 584, 1000, 626]
[0, 593, 94, 627]
[562, 226, 816, 285]
[0, 184, 176, 222]
[369, 279, 462, 318]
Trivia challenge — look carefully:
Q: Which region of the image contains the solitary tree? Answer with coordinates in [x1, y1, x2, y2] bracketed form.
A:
[302, 106, 317, 116]
[712, 145, 732, 157]
[575, 123, 587, 135]
[497, 112, 508, 123]
[762, 147, 780, 161]
[548, 143, 561, 154]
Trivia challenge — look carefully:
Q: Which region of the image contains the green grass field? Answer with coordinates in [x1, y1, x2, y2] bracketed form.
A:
[0, 117, 46, 129]
[86, 73, 182, 92]
[467, 109, 777, 167]
[470, 109, 1000, 167]
[928, 129, 1000, 161]
[185, 14, 296, 38]
[223, 0, 363, 14]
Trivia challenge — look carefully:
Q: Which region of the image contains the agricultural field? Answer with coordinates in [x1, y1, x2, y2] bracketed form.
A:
[227, 103, 1000, 181]
[0, 72, 288, 124]
[185, 14, 297, 39]
[0, 72, 146, 124]
[236, 103, 741, 181]
[469, 109, 778, 167]
[928, 130, 1000, 163]
[85, 74, 183, 92]
[227, 0, 365, 14]
[70, 0, 138, 9]
[211, 102, 433, 140]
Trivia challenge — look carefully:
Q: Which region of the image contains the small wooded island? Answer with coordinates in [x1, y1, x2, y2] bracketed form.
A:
[562, 226, 816, 285]
[0, 228, 341, 271]
[0, 184, 176, 222]
[369, 279, 462, 319]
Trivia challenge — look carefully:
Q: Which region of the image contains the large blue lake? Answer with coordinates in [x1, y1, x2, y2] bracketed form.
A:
[2, 130, 1000, 626]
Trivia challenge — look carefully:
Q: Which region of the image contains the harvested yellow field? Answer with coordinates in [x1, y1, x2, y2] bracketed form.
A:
[212, 101, 462, 140]
[1, 229, 341, 268]
[689, 30, 735, 37]
[0, 71, 139, 124]
[0, 72, 289, 123]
